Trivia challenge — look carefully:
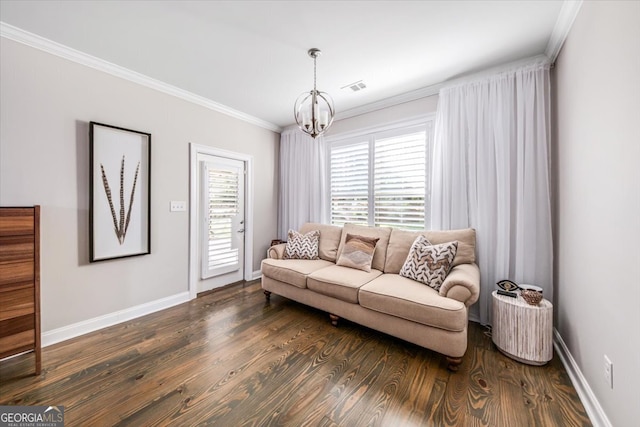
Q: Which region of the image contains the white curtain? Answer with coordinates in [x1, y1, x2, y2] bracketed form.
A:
[278, 129, 327, 239]
[431, 59, 553, 325]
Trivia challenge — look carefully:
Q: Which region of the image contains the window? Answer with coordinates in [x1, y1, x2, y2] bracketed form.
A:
[328, 120, 433, 231]
[330, 141, 369, 226]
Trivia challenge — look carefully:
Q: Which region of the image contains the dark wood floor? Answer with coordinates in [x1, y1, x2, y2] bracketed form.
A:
[0, 280, 591, 426]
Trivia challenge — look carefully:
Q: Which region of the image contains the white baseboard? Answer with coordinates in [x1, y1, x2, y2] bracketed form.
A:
[41, 292, 190, 347]
[553, 328, 612, 427]
[251, 270, 262, 281]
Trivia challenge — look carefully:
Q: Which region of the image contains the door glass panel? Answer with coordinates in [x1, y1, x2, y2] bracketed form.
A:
[201, 161, 243, 279]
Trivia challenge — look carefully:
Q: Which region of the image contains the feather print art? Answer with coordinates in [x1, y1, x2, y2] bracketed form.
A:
[100, 155, 140, 244]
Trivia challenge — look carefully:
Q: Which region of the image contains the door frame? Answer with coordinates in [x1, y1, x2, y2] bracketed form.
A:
[189, 143, 254, 299]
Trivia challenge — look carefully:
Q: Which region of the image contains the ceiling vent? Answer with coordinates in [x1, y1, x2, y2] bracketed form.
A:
[341, 80, 367, 92]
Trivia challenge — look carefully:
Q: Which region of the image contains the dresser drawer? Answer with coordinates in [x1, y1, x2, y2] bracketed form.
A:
[0, 260, 34, 286]
[0, 330, 35, 359]
[0, 235, 35, 263]
[0, 287, 35, 321]
[0, 209, 34, 236]
[0, 313, 35, 339]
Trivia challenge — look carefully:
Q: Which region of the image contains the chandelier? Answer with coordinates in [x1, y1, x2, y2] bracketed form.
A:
[294, 48, 335, 138]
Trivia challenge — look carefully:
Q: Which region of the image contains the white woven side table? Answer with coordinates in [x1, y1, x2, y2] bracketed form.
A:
[491, 290, 553, 365]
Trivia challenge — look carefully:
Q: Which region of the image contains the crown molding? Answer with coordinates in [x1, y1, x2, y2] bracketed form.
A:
[545, 0, 583, 62]
[0, 22, 282, 133]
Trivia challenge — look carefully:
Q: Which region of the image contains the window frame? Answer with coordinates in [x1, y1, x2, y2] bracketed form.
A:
[325, 114, 435, 230]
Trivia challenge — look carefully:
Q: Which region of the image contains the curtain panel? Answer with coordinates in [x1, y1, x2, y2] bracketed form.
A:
[278, 129, 327, 240]
[431, 59, 553, 325]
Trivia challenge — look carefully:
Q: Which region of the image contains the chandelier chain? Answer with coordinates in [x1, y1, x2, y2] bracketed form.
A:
[313, 55, 317, 92]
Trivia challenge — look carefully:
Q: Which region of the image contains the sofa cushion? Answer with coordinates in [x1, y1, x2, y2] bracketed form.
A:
[336, 224, 392, 272]
[359, 274, 467, 332]
[307, 265, 382, 303]
[336, 234, 379, 272]
[261, 258, 333, 289]
[284, 229, 320, 260]
[300, 223, 343, 262]
[400, 238, 458, 291]
[384, 228, 476, 273]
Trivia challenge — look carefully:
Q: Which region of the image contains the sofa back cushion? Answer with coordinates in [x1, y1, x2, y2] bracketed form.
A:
[384, 228, 476, 273]
[300, 222, 343, 262]
[336, 223, 392, 271]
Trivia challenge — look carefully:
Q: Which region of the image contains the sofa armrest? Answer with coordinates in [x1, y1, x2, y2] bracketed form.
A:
[439, 263, 480, 307]
[268, 243, 287, 259]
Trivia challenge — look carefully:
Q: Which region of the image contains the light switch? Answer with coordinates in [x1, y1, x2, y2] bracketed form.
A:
[170, 201, 186, 212]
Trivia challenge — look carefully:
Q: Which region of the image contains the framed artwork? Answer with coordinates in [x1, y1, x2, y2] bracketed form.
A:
[90, 122, 151, 262]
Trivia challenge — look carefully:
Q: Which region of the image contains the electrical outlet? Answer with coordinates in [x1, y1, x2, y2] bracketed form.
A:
[604, 355, 613, 389]
[170, 201, 186, 212]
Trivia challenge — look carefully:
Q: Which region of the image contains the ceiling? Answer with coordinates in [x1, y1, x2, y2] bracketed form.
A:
[0, 1, 570, 131]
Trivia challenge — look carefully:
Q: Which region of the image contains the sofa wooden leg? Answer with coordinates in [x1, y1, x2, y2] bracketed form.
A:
[446, 356, 463, 372]
[329, 314, 339, 327]
[264, 290, 271, 301]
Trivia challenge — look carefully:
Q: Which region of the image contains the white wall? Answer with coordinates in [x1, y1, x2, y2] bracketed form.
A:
[0, 38, 279, 333]
[553, 1, 640, 426]
[326, 95, 439, 136]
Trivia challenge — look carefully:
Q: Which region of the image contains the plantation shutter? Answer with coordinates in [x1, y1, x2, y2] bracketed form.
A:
[330, 141, 369, 226]
[328, 121, 431, 230]
[201, 162, 242, 279]
[374, 130, 427, 230]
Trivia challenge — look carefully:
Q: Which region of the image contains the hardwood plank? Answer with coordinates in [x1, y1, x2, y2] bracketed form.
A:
[0, 280, 592, 426]
[465, 346, 501, 425]
[75, 302, 316, 425]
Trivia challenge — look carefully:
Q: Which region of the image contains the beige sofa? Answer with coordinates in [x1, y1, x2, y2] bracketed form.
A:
[261, 222, 480, 371]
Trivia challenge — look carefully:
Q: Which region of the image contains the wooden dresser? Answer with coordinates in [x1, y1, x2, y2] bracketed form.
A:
[0, 206, 41, 374]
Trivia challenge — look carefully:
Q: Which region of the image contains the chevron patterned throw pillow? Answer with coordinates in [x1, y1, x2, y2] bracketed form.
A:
[399, 236, 458, 291]
[284, 229, 320, 260]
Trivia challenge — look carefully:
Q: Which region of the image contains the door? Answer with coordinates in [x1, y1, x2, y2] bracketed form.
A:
[199, 155, 245, 291]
